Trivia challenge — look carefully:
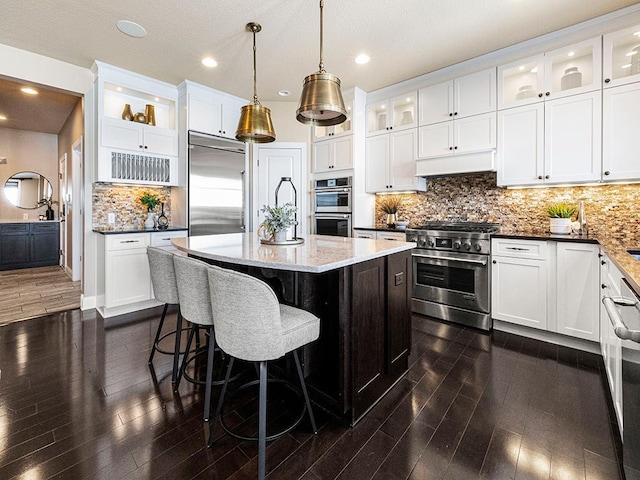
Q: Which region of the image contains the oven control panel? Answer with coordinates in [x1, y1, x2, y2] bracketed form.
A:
[406, 231, 490, 253]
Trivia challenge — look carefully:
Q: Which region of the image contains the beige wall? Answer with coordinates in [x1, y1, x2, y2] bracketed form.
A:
[262, 101, 311, 144]
[0, 128, 58, 220]
[57, 97, 83, 270]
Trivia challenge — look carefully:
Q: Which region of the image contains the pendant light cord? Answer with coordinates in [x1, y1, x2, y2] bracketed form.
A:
[318, 0, 325, 73]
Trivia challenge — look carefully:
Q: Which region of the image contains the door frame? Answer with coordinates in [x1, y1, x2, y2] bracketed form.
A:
[59, 153, 68, 272]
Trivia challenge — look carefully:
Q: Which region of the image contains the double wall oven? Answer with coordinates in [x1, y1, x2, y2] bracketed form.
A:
[313, 176, 352, 237]
[406, 222, 499, 331]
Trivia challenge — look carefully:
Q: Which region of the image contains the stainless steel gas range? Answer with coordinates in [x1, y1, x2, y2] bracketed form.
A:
[406, 222, 500, 331]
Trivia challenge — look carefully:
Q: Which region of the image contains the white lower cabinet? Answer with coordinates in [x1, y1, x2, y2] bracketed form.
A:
[491, 238, 599, 342]
[353, 230, 406, 241]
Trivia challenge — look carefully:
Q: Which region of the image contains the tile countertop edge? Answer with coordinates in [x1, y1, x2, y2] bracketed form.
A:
[493, 232, 640, 297]
[93, 227, 188, 235]
[172, 233, 415, 274]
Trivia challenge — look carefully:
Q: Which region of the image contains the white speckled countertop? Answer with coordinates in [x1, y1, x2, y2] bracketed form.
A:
[172, 233, 415, 273]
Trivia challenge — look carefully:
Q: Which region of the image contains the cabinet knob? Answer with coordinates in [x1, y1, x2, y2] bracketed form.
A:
[538, 175, 543, 179]
[604, 171, 610, 176]
[389, 185, 393, 188]
[144, 145, 148, 149]
[139, 144, 144, 149]
[449, 147, 453, 150]
[545, 92, 550, 96]
[545, 175, 549, 179]
[389, 126, 393, 130]
[492, 260, 497, 264]
[602, 284, 607, 289]
[449, 113, 453, 117]
[454, 146, 458, 150]
[604, 78, 611, 84]
[454, 112, 458, 116]
[601, 260, 606, 265]
[538, 93, 543, 98]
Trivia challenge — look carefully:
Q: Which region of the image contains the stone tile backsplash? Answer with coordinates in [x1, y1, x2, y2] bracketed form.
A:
[375, 173, 640, 238]
[92, 183, 172, 230]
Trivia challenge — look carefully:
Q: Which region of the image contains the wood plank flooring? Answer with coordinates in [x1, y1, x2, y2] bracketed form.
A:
[0, 308, 623, 479]
[0, 266, 81, 326]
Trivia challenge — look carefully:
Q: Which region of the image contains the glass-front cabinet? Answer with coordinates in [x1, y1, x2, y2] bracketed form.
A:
[366, 92, 417, 136]
[498, 37, 601, 109]
[604, 24, 640, 88]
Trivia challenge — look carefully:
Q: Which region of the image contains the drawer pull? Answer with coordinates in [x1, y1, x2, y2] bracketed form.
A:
[506, 247, 530, 251]
[120, 240, 139, 244]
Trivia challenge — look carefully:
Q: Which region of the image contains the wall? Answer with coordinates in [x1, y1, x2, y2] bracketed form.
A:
[57, 98, 84, 271]
[0, 128, 58, 220]
[375, 173, 640, 238]
[92, 183, 172, 230]
[262, 101, 311, 144]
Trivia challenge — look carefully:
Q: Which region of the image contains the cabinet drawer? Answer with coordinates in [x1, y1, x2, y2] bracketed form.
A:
[106, 234, 150, 251]
[0, 223, 29, 233]
[377, 231, 407, 241]
[492, 238, 547, 259]
[31, 222, 59, 233]
[150, 230, 187, 247]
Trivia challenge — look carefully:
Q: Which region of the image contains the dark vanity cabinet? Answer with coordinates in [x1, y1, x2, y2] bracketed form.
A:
[0, 222, 60, 270]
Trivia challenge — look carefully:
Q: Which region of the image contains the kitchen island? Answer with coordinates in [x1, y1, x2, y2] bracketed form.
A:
[172, 233, 415, 425]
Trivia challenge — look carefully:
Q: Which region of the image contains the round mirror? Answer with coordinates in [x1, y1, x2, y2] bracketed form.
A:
[4, 171, 53, 209]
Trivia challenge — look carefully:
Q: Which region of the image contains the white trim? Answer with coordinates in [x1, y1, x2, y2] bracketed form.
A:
[81, 294, 96, 311]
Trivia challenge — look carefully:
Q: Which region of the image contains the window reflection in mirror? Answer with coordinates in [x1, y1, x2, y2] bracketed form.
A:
[4, 171, 53, 209]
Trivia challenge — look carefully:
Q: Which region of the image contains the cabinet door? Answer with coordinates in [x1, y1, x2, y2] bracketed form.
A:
[492, 256, 548, 329]
[497, 103, 544, 186]
[454, 112, 496, 153]
[30, 223, 60, 266]
[332, 135, 354, 171]
[313, 141, 332, 173]
[603, 24, 640, 89]
[376, 231, 406, 241]
[366, 99, 391, 136]
[365, 134, 390, 192]
[0, 225, 30, 269]
[221, 97, 244, 139]
[189, 94, 221, 136]
[388, 129, 418, 191]
[390, 93, 417, 131]
[105, 249, 152, 307]
[603, 83, 640, 181]
[555, 243, 599, 341]
[101, 117, 144, 150]
[498, 54, 545, 109]
[386, 251, 411, 373]
[544, 91, 601, 184]
[454, 68, 496, 118]
[418, 122, 453, 158]
[143, 126, 178, 156]
[543, 37, 601, 100]
[419, 81, 453, 125]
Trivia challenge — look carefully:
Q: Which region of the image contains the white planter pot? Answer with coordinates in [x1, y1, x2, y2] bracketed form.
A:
[144, 212, 156, 230]
[549, 217, 572, 234]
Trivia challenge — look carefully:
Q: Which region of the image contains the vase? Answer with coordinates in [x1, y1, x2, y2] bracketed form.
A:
[274, 230, 287, 243]
[121, 104, 134, 121]
[46, 206, 54, 220]
[386, 213, 397, 228]
[549, 218, 571, 235]
[144, 212, 155, 230]
[145, 104, 156, 126]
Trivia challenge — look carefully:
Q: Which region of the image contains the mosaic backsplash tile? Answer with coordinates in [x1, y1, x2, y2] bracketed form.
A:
[375, 173, 640, 238]
[92, 183, 172, 230]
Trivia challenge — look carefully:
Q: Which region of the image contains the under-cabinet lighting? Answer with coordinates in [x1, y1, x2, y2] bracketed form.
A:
[0, 115, 6, 120]
[21, 87, 38, 95]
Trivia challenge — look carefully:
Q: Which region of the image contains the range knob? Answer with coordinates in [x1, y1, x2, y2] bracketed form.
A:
[453, 240, 461, 250]
[427, 238, 435, 248]
[463, 242, 471, 251]
[474, 243, 482, 252]
[418, 236, 427, 247]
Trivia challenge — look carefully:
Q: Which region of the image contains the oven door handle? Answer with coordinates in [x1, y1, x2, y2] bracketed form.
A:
[603, 296, 640, 342]
[412, 253, 487, 266]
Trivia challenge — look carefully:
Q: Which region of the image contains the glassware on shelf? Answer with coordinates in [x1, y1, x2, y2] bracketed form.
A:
[145, 104, 156, 126]
[561, 67, 582, 90]
[515, 85, 536, 100]
[121, 104, 134, 121]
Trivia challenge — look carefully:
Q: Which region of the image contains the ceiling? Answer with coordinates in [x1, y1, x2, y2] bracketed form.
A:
[0, 0, 637, 133]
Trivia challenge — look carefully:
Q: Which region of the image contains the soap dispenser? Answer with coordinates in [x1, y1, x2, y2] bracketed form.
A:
[577, 201, 587, 236]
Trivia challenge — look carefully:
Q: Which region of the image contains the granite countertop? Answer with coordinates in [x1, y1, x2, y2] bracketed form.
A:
[93, 226, 188, 235]
[172, 232, 415, 273]
[354, 225, 409, 233]
[494, 231, 640, 296]
[0, 219, 60, 224]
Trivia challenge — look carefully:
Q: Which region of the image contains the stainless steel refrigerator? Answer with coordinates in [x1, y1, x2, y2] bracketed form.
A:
[188, 131, 246, 236]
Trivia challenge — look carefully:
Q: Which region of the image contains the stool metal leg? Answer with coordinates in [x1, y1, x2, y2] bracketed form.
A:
[148, 303, 169, 364]
[174, 323, 196, 392]
[258, 360, 267, 480]
[208, 356, 235, 447]
[293, 350, 318, 434]
[203, 326, 215, 421]
[171, 312, 183, 384]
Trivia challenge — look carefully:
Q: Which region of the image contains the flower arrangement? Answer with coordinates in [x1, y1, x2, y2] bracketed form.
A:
[260, 203, 297, 234]
[138, 191, 161, 212]
[378, 194, 403, 214]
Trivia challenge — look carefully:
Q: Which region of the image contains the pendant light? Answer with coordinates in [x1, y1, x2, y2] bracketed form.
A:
[236, 22, 276, 143]
[296, 0, 347, 126]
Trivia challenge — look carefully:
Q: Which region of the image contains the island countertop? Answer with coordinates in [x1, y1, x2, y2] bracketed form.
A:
[172, 232, 415, 273]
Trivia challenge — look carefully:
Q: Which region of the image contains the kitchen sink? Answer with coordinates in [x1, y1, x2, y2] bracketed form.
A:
[627, 249, 640, 260]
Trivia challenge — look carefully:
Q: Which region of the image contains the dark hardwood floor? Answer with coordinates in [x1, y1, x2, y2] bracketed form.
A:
[0, 307, 622, 479]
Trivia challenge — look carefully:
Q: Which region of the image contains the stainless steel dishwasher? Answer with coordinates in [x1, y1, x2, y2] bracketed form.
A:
[603, 278, 640, 479]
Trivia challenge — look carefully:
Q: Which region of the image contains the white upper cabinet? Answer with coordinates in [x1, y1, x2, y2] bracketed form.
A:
[603, 24, 640, 88]
[314, 98, 354, 140]
[498, 37, 601, 109]
[93, 61, 179, 185]
[603, 82, 640, 181]
[419, 68, 496, 125]
[313, 135, 354, 173]
[366, 129, 424, 192]
[366, 92, 417, 136]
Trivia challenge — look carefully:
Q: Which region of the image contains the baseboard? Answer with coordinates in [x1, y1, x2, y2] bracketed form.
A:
[81, 294, 96, 310]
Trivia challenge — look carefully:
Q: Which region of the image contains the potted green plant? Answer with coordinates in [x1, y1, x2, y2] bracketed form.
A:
[546, 202, 575, 234]
[139, 192, 161, 229]
[259, 203, 297, 242]
[378, 195, 403, 228]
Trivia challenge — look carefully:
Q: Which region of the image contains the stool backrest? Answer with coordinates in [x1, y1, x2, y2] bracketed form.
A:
[147, 247, 179, 304]
[173, 255, 214, 326]
[207, 265, 284, 361]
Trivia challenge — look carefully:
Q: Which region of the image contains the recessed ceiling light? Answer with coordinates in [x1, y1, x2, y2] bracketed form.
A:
[567, 51, 575, 57]
[21, 87, 38, 95]
[278, 90, 291, 97]
[0, 115, 6, 120]
[116, 87, 123, 92]
[355, 54, 370, 65]
[201, 57, 218, 68]
[116, 20, 147, 38]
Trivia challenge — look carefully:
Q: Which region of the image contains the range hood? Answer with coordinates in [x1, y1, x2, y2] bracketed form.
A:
[416, 150, 496, 178]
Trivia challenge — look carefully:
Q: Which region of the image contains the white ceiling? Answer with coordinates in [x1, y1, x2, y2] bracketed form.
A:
[0, 0, 638, 133]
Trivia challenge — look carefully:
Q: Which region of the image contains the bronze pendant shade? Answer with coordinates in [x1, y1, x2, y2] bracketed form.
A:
[236, 22, 276, 143]
[296, 0, 347, 126]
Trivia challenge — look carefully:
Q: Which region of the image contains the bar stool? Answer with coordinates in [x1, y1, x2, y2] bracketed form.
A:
[173, 254, 224, 421]
[206, 264, 319, 480]
[146, 246, 184, 384]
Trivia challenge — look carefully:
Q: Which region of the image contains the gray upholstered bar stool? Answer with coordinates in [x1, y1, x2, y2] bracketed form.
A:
[173, 254, 223, 421]
[146, 246, 185, 384]
[206, 264, 319, 480]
